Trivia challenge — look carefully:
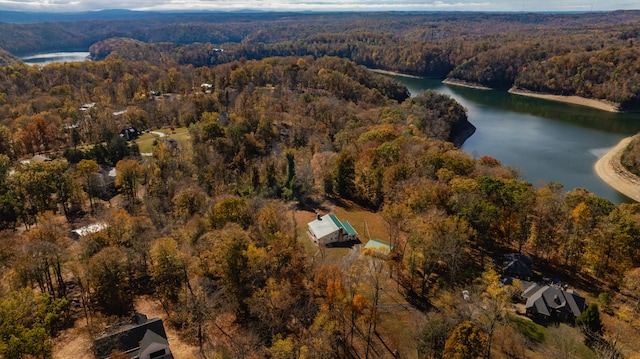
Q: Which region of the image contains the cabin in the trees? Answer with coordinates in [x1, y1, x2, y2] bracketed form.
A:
[80, 102, 96, 111]
[93, 313, 173, 359]
[502, 253, 533, 280]
[521, 282, 586, 323]
[120, 126, 141, 141]
[308, 214, 358, 246]
[71, 221, 108, 239]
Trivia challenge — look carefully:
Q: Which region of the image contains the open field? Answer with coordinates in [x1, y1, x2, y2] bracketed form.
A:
[135, 127, 191, 154]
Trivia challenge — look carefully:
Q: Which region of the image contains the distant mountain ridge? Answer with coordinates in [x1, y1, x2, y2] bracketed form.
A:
[0, 9, 270, 24]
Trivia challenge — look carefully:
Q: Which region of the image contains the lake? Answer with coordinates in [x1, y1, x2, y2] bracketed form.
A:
[388, 75, 640, 203]
[21, 52, 90, 65]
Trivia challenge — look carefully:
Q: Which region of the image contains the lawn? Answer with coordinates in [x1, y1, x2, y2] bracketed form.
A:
[511, 315, 546, 343]
[135, 127, 191, 154]
[295, 201, 392, 264]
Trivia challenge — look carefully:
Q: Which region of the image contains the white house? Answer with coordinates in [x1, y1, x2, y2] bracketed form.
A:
[308, 214, 358, 245]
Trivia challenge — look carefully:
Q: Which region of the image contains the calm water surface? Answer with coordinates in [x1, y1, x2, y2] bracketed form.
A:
[21, 52, 90, 65]
[389, 75, 640, 203]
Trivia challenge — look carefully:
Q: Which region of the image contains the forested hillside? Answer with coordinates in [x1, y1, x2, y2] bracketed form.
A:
[3, 11, 640, 108]
[0, 50, 639, 357]
[0, 47, 19, 66]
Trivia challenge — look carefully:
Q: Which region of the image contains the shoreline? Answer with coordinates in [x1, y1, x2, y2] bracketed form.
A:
[369, 68, 423, 79]
[509, 87, 621, 113]
[594, 135, 640, 202]
[442, 78, 493, 90]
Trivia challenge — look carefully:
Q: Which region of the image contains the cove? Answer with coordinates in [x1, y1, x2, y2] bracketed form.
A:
[21, 52, 90, 65]
[387, 74, 640, 204]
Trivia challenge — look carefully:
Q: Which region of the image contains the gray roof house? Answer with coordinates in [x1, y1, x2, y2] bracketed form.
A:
[521, 282, 586, 322]
[503, 253, 533, 280]
[93, 313, 172, 359]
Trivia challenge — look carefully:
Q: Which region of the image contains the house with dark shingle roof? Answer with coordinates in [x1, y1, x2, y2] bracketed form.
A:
[521, 282, 586, 323]
[307, 214, 358, 246]
[93, 313, 173, 359]
[503, 253, 533, 280]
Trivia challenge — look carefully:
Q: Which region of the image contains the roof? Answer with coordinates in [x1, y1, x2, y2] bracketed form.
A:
[138, 329, 169, 354]
[503, 253, 533, 278]
[308, 214, 358, 239]
[364, 238, 393, 255]
[521, 281, 541, 298]
[328, 214, 358, 236]
[308, 214, 340, 239]
[72, 222, 108, 237]
[94, 315, 168, 359]
[524, 285, 585, 318]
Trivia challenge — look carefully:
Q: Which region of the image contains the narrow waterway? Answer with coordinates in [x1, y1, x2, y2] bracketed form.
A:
[21, 52, 90, 65]
[388, 75, 640, 203]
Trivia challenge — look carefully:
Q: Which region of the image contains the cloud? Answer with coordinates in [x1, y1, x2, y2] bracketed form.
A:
[0, 0, 635, 12]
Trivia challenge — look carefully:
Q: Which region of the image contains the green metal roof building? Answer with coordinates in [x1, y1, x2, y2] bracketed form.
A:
[308, 214, 358, 245]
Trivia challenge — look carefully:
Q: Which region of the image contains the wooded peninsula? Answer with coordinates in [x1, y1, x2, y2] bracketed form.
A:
[0, 10, 640, 359]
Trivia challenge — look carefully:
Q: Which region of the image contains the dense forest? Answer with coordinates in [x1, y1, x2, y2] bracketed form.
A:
[2, 11, 640, 108]
[1, 10, 640, 359]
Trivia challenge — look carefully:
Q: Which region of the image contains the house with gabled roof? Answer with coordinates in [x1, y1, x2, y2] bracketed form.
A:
[307, 214, 358, 246]
[93, 313, 173, 359]
[521, 282, 586, 323]
[503, 253, 533, 280]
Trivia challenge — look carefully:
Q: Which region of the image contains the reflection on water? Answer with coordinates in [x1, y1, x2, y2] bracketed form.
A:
[21, 52, 90, 66]
[386, 74, 640, 203]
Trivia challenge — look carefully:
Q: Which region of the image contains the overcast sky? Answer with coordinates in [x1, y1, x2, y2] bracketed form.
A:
[0, 0, 637, 13]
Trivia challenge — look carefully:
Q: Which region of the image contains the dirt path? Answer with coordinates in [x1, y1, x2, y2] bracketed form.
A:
[594, 136, 640, 202]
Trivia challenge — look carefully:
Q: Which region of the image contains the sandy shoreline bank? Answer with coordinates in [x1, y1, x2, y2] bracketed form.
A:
[369, 69, 423, 79]
[442, 78, 493, 90]
[509, 88, 621, 113]
[594, 135, 640, 202]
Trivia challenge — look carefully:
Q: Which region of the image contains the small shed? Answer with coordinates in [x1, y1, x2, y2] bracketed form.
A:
[364, 238, 393, 257]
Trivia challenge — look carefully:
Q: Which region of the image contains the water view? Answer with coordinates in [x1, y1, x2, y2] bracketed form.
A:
[21, 51, 90, 65]
[389, 75, 640, 203]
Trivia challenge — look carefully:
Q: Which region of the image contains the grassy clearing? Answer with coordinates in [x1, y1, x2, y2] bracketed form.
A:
[333, 205, 388, 244]
[295, 203, 391, 264]
[377, 311, 423, 359]
[135, 127, 191, 154]
[511, 316, 546, 343]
